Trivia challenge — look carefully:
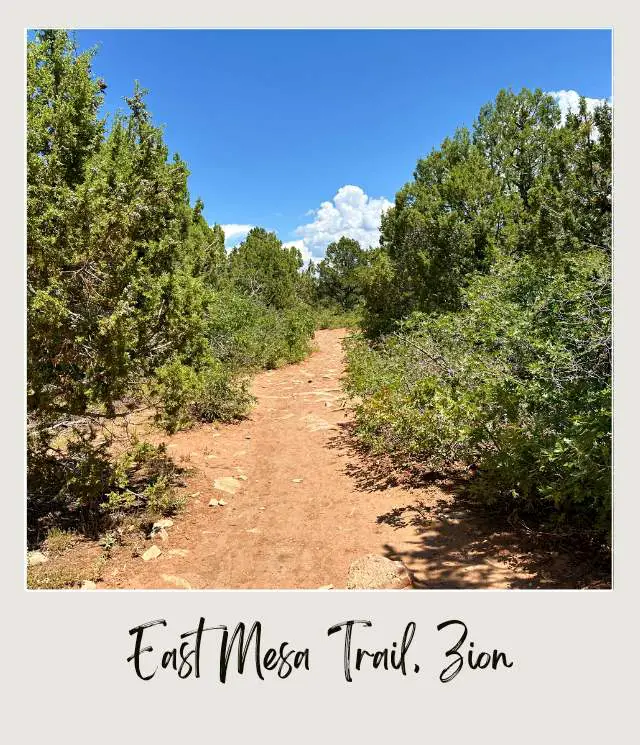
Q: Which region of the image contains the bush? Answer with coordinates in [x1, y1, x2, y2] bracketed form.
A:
[150, 357, 253, 433]
[207, 291, 315, 371]
[27, 431, 183, 543]
[346, 251, 611, 537]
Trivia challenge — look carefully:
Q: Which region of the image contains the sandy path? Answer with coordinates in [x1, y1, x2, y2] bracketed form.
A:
[100, 329, 588, 589]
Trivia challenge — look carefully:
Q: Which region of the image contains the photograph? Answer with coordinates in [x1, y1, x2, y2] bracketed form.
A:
[26, 28, 612, 591]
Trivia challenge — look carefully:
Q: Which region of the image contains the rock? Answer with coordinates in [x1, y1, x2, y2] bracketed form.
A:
[245, 435, 252, 440]
[80, 580, 96, 590]
[142, 545, 162, 561]
[292, 478, 303, 483]
[318, 584, 334, 590]
[161, 574, 191, 589]
[190, 492, 201, 498]
[153, 518, 174, 530]
[28, 551, 48, 566]
[167, 548, 189, 558]
[218, 499, 227, 506]
[346, 554, 412, 590]
[209, 498, 220, 507]
[213, 476, 241, 494]
[237, 475, 248, 481]
[153, 528, 169, 541]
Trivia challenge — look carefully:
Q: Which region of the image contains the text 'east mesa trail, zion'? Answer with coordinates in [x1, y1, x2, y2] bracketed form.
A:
[127, 619, 514, 683]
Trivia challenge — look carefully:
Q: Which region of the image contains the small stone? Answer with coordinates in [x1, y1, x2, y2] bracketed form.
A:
[213, 476, 242, 494]
[346, 554, 412, 589]
[80, 580, 96, 590]
[245, 435, 252, 440]
[246, 528, 260, 534]
[292, 478, 303, 483]
[237, 475, 248, 481]
[28, 551, 48, 566]
[209, 498, 220, 507]
[142, 545, 162, 561]
[218, 499, 227, 506]
[161, 574, 191, 589]
[318, 584, 334, 590]
[167, 548, 189, 558]
[153, 518, 174, 530]
[190, 492, 201, 498]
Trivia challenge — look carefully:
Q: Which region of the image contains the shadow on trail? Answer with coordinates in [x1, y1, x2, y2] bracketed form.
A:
[328, 421, 611, 590]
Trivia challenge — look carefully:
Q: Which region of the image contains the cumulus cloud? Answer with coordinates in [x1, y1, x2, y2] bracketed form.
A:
[282, 239, 313, 267]
[293, 185, 393, 262]
[220, 223, 254, 249]
[548, 90, 611, 122]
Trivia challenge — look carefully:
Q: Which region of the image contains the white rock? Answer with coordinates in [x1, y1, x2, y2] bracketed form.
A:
[80, 580, 96, 590]
[142, 545, 162, 561]
[213, 476, 242, 495]
[161, 574, 191, 589]
[28, 551, 48, 566]
[346, 554, 412, 589]
[153, 518, 174, 530]
[167, 548, 189, 558]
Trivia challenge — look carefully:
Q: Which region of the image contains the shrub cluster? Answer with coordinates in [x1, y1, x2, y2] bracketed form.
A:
[27, 31, 316, 535]
[345, 89, 611, 538]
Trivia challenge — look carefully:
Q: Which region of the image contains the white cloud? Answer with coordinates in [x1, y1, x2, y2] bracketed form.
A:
[282, 239, 314, 267]
[548, 90, 611, 122]
[219, 223, 254, 249]
[294, 185, 393, 260]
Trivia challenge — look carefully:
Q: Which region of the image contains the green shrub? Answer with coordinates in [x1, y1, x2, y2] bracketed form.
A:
[28, 431, 183, 542]
[346, 251, 611, 537]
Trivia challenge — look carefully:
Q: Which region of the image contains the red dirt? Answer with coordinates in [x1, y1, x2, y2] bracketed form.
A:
[96, 328, 609, 590]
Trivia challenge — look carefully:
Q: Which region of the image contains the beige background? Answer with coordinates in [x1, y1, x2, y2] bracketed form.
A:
[5, 4, 636, 742]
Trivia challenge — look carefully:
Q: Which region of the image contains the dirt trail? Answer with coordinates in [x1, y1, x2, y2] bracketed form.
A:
[100, 328, 605, 589]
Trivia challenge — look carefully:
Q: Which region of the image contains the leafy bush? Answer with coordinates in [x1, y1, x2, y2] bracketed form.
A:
[207, 291, 315, 371]
[346, 88, 611, 540]
[27, 30, 318, 547]
[27, 431, 183, 543]
[346, 250, 611, 535]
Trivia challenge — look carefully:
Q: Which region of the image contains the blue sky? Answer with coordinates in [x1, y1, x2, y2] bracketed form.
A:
[53, 29, 611, 261]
